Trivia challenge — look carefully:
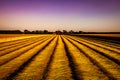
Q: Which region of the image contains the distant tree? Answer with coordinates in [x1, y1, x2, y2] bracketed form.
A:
[38, 30, 43, 34]
[55, 30, 62, 34]
[14, 30, 23, 34]
[35, 30, 39, 34]
[43, 30, 48, 34]
[63, 30, 68, 34]
[31, 31, 35, 34]
[24, 29, 31, 34]
[69, 30, 74, 34]
[79, 31, 83, 34]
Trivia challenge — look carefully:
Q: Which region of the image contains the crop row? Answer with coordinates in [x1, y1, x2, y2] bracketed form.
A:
[73, 36, 120, 49]
[0, 35, 120, 80]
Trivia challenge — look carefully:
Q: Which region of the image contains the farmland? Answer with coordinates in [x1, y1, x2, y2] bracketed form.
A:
[0, 34, 120, 80]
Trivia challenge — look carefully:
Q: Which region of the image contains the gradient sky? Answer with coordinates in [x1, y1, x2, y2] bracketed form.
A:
[0, 0, 120, 32]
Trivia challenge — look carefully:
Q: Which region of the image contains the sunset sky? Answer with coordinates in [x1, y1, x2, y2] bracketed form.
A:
[0, 0, 120, 32]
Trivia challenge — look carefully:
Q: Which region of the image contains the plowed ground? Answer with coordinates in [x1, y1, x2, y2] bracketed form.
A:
[0, 34, 120, 80]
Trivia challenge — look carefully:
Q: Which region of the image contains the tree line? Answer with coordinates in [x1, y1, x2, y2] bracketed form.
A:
[0, 30, 84, 34]
[0, 30, 120, 34]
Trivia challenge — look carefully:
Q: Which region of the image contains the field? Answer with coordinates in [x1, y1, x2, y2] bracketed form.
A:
[74, 34, 120, 38]
[0, 34, 120, 80]
[73, 34, 120, 42]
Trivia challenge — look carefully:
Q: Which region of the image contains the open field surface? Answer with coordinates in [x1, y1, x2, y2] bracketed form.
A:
[0, 34, 120, 80]
[0, 34, 51, 43]
[0, 34, 39, 39]
[73, 34, 120, 38]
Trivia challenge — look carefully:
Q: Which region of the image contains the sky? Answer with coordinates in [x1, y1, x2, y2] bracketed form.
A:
[0, 0, 120, 32]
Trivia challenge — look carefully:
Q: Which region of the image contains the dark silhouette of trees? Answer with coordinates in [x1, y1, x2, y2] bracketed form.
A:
[31, 30, 43, 34]
[0, 30, 22, 34]
[43, 30, 48, 34]
[69, 30, 74, 34]
[63, 30, 68, 34]
[55, 30, 62, 34]
[79, 31, 84, 34]
[0, 29, 86, 34]
[24, 30, 31, 34]
[24, 30, 53, 34]
[54, 30, 84, 34]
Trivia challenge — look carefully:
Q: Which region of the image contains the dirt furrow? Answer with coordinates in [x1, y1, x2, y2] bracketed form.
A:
[66, 36, 120, 65]
[79, 37, 120, 49]
[64, 36, 120, 79]
[68, 36, 120, 53]
[62, 36, 109, 80]
[11, 36, 58, 80]
[0, 36, 55, 80]
[44, 36, 73, 80]
[0, 36, 54, 66]
[0, 37, 48, 57]
[0, 35, 44, 47]
[0, 37, 44, 51]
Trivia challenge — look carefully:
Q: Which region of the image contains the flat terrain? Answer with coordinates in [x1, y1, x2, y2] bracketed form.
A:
[74, 34, 120, 38]
[0, 34, 120, 80]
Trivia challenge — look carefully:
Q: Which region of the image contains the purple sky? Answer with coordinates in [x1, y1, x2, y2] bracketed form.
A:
[0, 0, 120, 32]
